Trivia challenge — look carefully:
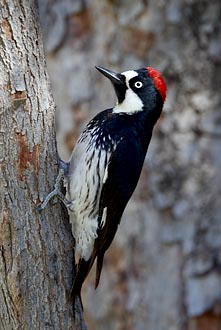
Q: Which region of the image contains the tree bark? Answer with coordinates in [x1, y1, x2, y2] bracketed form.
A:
[0, 1, 86, 329]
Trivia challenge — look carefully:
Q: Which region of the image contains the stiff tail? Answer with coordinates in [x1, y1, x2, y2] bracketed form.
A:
[71, 251, 98, 304]
[95, 252, 104, 289]
[72, 242, 106, 305]
[72, 259, 91, 302]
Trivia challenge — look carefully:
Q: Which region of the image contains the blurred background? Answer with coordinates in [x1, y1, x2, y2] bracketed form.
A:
[38, 1, 221, 329]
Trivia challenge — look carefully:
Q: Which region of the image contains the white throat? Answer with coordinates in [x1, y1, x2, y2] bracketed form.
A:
[113, 70, 143, 114]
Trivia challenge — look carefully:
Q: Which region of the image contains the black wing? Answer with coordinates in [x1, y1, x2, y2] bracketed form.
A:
[94, 134, 150, 287]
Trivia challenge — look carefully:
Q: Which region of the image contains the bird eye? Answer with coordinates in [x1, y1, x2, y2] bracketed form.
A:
[134, 81, 143, 88]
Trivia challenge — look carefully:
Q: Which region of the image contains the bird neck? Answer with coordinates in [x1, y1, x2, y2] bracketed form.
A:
[142, 97, 164, 128]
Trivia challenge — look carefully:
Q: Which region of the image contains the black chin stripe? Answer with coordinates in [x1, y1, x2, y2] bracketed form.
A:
[113, 76, 127, 104]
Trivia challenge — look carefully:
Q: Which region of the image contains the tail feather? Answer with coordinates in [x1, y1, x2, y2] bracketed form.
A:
[71, 250, 98, 304]
[95, 252, 104, 289]
[71, 258, 89, 303]
[72, 241, 106, 305]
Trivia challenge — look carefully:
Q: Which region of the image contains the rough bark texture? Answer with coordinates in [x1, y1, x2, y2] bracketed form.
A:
[0, 1, 86, 329]
[39, 0, 221, 329]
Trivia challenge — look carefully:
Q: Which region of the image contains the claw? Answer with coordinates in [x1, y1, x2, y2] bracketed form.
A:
[37, 168, 69, 212]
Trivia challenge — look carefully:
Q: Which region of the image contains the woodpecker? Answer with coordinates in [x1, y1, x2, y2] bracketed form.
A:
[38, 65, 166, 303]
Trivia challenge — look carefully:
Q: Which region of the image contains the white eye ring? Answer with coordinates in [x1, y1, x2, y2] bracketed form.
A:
[134, 81, 143, 88]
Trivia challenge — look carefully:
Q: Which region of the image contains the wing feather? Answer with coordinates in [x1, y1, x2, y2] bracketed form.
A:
[94, 136, 147, 286]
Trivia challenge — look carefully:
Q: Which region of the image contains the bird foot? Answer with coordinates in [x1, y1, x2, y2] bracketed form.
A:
[37, 168, 71, 212]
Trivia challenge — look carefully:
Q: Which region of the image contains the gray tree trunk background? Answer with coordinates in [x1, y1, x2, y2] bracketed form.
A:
[0, 1, 86, 329]
[38, 0, 221, 329]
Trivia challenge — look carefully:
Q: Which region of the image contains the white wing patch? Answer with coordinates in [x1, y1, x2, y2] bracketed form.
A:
[113, 70, 143, 114]
[66, 131, 112, 261]
[100, 207, 107, 229]
[103, 165, 109, 184]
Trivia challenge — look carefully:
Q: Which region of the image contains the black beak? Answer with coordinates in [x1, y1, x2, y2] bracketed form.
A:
[95, 66, 124, 85]
[95, 66, 126, 103]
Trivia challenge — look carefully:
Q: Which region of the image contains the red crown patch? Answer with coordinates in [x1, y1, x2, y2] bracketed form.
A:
[147, 67, 167, 102]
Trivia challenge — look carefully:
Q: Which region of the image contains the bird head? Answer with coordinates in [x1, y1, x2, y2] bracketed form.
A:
[96, 66, 166, 115]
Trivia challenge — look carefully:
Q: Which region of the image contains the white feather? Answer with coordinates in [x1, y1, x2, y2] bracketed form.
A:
[100, 207, 107, 229]
[66, 130, 113, 261]
[122, 70, 138, 82]
[113, 70, 143, 114]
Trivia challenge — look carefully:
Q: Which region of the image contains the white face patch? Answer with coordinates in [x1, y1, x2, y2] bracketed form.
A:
[113, 70, 144, 114]
[122, 70, 138, 84]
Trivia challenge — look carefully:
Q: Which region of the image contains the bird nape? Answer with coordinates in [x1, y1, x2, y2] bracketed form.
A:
[38, 65, 167, 306]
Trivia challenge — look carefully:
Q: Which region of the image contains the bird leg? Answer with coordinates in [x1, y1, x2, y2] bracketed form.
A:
[37, 167, 71, 212]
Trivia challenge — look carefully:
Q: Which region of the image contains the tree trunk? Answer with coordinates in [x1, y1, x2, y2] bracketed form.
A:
[0, 1, 86, 329]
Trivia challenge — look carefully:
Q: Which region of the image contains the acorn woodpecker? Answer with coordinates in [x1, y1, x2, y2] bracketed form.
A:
[38, 65, 167, 303]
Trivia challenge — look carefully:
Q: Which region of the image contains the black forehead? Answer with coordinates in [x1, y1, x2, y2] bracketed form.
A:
[134, 68, 148, 79]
